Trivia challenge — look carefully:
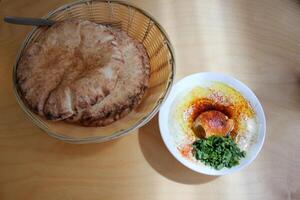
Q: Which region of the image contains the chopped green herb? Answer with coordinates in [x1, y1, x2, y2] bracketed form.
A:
[192, 136, 246, 170]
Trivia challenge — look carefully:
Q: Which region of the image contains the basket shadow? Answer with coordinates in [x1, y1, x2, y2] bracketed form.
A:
[58, 139, 119, 154]
[138, 115, 218, 185]
[38, 132, 122, 157]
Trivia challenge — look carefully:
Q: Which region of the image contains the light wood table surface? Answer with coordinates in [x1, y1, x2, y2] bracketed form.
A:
[1, 0, 300, 199]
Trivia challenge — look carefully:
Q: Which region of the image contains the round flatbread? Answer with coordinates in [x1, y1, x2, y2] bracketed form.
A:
[79, 30, 150, 126]
[17, 19, 150, 126]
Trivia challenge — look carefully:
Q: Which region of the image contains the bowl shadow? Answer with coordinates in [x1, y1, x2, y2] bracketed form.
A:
[138, 115, 218, 185]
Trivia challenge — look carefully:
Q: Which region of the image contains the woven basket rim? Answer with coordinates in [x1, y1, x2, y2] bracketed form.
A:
[12, 0, 176, 143]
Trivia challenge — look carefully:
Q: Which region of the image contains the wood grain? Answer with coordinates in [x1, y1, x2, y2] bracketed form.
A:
[1, 0, 300, 199]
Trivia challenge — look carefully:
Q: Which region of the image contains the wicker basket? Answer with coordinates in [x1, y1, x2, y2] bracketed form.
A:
[13, 0, 175, 143]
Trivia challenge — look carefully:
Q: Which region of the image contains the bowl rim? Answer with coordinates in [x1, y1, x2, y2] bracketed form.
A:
[12, 0, 176, 144]
[158, 72, 266, 175]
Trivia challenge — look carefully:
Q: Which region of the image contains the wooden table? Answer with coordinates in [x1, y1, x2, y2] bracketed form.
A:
[1, 0, 300, 199]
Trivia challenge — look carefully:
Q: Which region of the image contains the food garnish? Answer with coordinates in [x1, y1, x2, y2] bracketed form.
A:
[192, 136, 246, 170]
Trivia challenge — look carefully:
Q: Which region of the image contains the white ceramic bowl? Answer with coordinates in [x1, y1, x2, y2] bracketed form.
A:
[159, 72, 266, 176]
